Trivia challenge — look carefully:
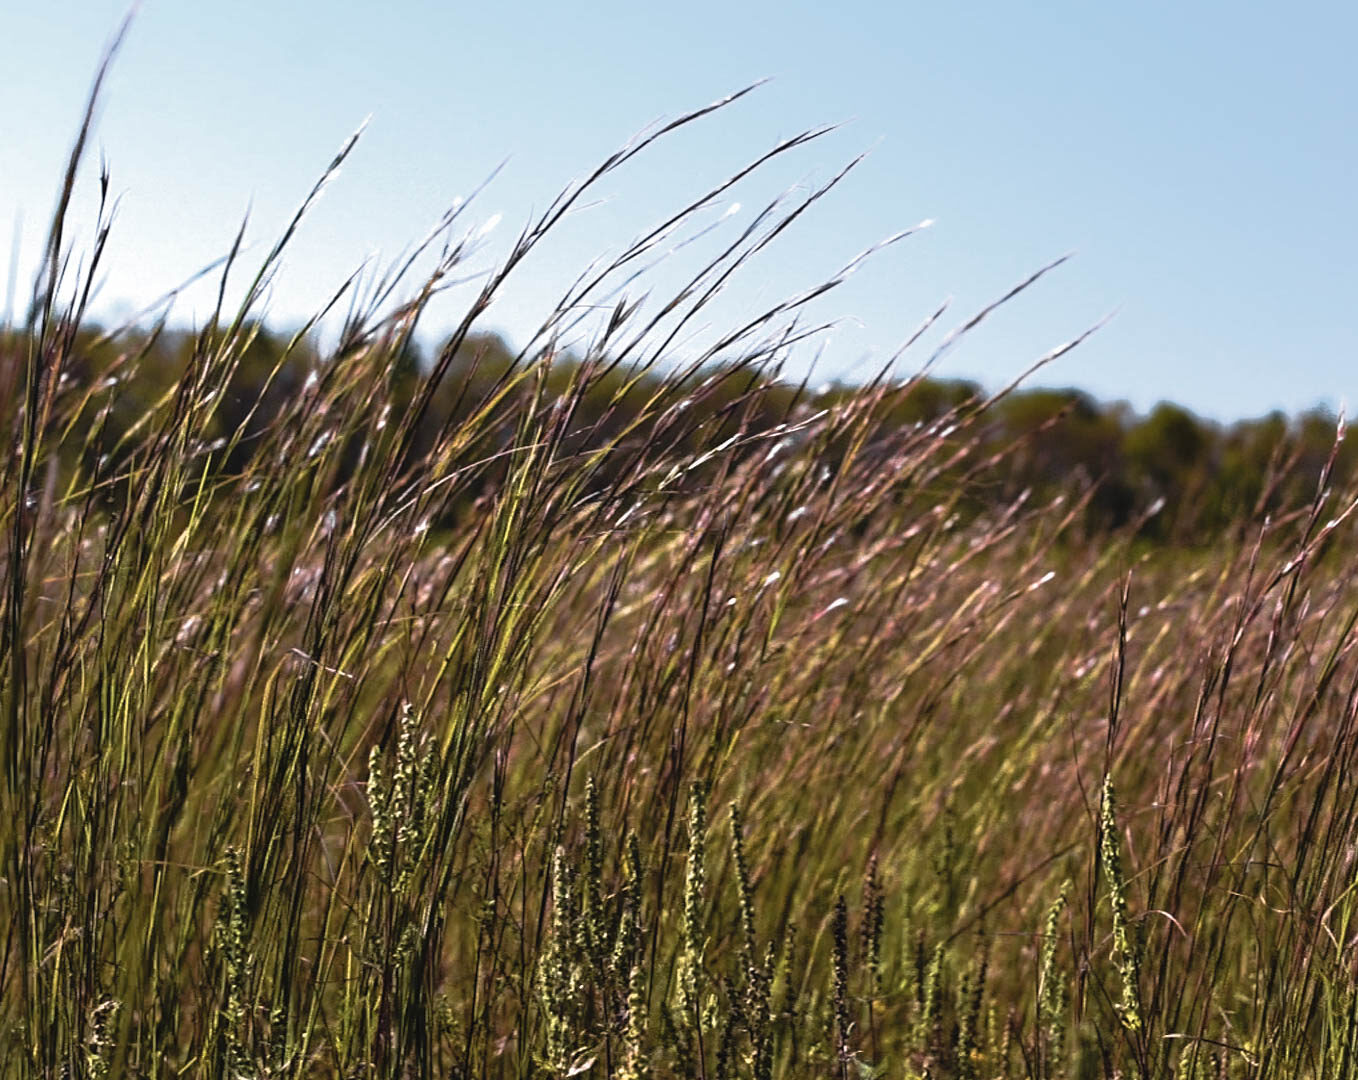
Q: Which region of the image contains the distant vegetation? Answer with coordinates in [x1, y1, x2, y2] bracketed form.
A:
[5, 43, 1358, 1080]
[4, 320, 1350, 548]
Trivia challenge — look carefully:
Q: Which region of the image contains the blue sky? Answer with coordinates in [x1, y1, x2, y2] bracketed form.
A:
[4, 1, 1355, 421]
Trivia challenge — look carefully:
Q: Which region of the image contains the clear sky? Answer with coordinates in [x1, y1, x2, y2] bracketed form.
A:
[4, 1, 1355, 421]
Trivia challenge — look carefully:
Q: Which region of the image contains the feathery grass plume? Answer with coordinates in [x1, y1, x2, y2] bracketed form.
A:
[394, 702, 419, 815]
[365, 704, 437, 900]
[82, 999, 118, 1080]
[542, 845, 577, 1074]
[751, 939, 777, 1080]
[729, 801, 758, 971]
[367, 743, 394, 881]
[775, 923, 801, 1056]
[620, 957, 650, 1080]
[997, 1010, 1015, 1080]
[861, 854, 885, 996]
[954, 937, 988, 1080]
[910, 930, 930, 1020]
[984, 1005, 1000, 1077]
[860, 854, 886, 1063]
[954, 964, 978, 1080]
[729, 796, 775, 1056]
[832, 894, 852, 1076]
[893, 917, 917, 1026]
[266, 1000, 290, 1077]
[215, 845, 251, 1076]
[581, 775, 606, 973]
[1099, 773, 1143, 1033]
[1038, 882, 1071, 1079]
[612, 832, 644, 989]
[680, 781, 710, 1024]
[393, 702, 437, 894]
[917, 942, 944, 1064]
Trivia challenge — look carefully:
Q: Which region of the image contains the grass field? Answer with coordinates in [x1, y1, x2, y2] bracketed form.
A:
[4, 54, 1358, 1080]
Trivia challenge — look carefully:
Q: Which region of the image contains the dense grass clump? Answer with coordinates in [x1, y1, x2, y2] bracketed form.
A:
[6, 54, 1358, 1080]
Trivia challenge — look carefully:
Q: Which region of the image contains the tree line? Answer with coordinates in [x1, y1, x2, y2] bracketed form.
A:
[2, 322, 1347, 545]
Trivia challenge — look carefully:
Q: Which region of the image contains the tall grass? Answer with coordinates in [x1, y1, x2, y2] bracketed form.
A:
[5, 38, 1358, 1079]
